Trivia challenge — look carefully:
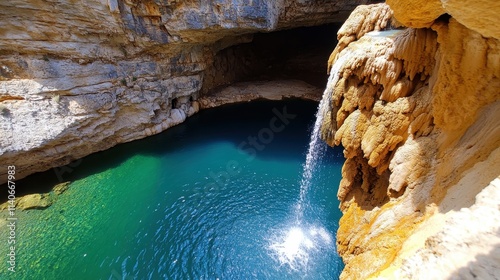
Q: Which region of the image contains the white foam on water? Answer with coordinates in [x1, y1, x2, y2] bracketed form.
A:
[269, 225, 333, 271]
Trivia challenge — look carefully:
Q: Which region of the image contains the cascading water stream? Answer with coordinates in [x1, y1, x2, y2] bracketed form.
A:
[295, 51, 352, 220]
[269, 50, 352, 272]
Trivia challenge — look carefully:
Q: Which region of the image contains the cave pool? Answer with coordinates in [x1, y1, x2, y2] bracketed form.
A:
[1, 99, 344, 279]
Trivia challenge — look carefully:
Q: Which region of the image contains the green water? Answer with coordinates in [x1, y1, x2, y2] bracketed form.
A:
[1, 99, 344, 279]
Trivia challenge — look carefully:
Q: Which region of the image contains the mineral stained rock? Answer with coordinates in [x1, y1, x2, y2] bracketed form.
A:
[321, 2, 500, 279]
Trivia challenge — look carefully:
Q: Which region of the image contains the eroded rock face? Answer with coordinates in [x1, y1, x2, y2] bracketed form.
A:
[387, 0, 500, 39]
[0, 0, 375, 183]
[321, 3, 500, 279]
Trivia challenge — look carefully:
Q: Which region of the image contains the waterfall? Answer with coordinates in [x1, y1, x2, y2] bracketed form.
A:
[295, 51, 351, 220]
[269, 50, 352, 271]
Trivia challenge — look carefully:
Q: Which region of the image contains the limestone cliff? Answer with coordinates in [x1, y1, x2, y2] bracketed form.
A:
[0, 0, 374, 183]
[321, 2, 500, 279]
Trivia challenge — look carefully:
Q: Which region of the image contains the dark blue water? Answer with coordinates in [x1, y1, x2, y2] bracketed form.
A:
[0, 99, 344, 279]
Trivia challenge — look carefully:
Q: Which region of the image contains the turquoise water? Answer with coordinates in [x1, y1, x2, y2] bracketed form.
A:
[1, 99, 344, 279]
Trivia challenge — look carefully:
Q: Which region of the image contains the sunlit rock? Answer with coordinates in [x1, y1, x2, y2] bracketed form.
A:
[321, 2, 500, 279]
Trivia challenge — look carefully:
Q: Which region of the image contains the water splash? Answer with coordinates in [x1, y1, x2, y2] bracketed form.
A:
[269, 224, 333, 271]
[269, 51, 352, 271]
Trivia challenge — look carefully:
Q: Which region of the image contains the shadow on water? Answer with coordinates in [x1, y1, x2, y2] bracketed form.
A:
[1, 98, 344, 201]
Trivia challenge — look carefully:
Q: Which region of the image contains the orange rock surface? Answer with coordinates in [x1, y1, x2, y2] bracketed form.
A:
[322, 2, 500, 279]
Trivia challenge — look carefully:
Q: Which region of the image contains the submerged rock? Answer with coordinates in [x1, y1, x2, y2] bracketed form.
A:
[16, 193, 54, 210]
[0, 181, 71, 210]
[53, 182, 71, 195]
[0, 193, 54, 210]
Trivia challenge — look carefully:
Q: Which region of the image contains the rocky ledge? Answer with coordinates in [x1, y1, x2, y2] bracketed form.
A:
[198, 80, 321, 109]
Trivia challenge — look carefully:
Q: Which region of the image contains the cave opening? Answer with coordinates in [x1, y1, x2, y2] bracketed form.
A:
[201, 23, 342, 95]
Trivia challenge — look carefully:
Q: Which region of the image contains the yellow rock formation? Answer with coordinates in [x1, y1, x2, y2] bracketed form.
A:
[387, 0, 500, 39]
[322, 2, 500, 279]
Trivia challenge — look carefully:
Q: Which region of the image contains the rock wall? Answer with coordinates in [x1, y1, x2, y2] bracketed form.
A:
[321, 2, 499, 279]
[0, 0, 375, 183]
